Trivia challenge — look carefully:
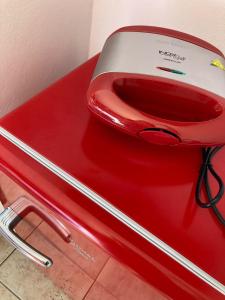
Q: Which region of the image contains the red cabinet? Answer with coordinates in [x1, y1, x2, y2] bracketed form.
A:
[0, 172, 168, 300]
[0, 56, 225, 299]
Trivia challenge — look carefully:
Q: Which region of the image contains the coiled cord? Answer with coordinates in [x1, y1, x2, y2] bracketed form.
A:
[196, 146, 225, 227]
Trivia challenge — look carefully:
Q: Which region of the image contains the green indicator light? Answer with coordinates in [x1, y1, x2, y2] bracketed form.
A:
[171, 69, 186, 75]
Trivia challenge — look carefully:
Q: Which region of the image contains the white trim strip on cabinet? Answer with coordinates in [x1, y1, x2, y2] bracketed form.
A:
[0, 126, 224, 296]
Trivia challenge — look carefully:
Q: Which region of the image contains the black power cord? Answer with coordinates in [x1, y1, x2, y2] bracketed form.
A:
[196, 146, 225, 227]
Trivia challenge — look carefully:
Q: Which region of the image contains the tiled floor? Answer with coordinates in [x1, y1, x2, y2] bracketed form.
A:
[0, 172, 166, 300]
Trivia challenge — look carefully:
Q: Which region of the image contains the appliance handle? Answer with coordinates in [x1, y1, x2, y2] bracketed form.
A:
[92, 89, 175, 136]
[93, 89, 152, 125]
[0, 196, 71, 268]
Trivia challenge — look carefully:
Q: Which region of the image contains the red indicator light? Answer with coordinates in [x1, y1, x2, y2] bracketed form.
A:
[157, 66, 185, 75]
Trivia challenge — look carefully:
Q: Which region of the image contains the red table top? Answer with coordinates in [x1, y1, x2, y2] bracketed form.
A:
[0, 56, 225, 299]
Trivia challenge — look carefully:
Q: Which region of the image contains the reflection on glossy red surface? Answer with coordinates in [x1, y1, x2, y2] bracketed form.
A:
[0, 56, 225, 299]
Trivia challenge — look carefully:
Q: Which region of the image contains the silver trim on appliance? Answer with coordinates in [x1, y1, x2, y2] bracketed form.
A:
[0, 206, 52, 268]
[0, 126, 225, 295]
[93, 31, 225, 98]
[0, 195, 71, 268]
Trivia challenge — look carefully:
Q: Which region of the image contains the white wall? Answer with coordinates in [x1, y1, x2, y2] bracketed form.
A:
[89, 0, 225, 56]
[1, 1, 224, 118]
[0, 0, 93, 117]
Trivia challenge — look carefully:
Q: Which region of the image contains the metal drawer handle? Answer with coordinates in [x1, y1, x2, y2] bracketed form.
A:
[0, 196, 71, 268]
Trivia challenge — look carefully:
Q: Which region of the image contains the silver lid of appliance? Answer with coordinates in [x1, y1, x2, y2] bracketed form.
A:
[93, 31, 225, 98]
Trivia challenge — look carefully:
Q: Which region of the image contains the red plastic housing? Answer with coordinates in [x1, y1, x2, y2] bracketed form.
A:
[1, 56, 225, 299]
[87, 26, 225, 146]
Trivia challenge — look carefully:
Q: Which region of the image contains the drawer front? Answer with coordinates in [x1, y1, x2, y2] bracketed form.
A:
[0, 171, 169, 300]
[2, 138, 225, 300]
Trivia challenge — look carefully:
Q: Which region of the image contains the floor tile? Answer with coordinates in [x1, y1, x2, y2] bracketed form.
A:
[0, 172, 26, 205]
[97, 258, 169, 300]
[0, 225, 94, 300]
[14, 212, 42, 238]
[0, 250, 71, 300]
[0, 282, 18, 299]
[0, 172, 43, 264]
[0, 236, 14, 265]
[84, 282, 117, 300]
[0, 172, 42, 233]
[36, 221, 109, 280]
[0, 213, 42, 266]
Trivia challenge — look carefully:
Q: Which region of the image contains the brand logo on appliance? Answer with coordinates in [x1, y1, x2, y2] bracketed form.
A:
[70, 239, 96, 262]
[159, 50, 186, 62]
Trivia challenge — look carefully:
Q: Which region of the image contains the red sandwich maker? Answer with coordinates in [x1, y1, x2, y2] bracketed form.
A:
[87, 26, 225, 146]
